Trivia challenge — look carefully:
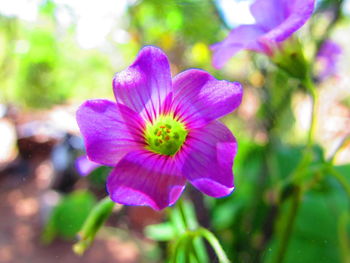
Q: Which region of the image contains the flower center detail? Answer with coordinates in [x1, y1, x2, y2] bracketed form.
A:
[144, 115, 188, 156]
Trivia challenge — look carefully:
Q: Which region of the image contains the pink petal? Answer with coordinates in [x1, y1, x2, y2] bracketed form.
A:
[172, 69, 243, 129]
[260, 0, 315, 42]
[211, 24, 266, 69]
[107, 150, 186, 210]
[76, 99, 145, 166]
[75, 155, 102, 176]
[250, 0, 286, 30]
[178, 121, 237, 197]
[113, 46, 173, 123]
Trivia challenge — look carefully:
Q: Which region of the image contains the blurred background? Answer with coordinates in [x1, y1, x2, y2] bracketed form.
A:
[0, 0, 350, 262]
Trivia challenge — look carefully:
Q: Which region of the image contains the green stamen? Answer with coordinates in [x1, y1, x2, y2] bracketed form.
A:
[144, 115, 188, 156]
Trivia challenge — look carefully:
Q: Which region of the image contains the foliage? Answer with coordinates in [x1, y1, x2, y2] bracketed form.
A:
[42, 190, 96, 243]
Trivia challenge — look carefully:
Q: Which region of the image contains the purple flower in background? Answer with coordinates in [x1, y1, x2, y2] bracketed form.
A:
[316, 40, 342, 81]
[75, 155, 101, 176]
[76, 46, 243, 210]
[212, 0, 315, 68]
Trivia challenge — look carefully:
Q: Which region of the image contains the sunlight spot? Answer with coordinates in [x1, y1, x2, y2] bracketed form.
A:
[216, 0, 255, 28]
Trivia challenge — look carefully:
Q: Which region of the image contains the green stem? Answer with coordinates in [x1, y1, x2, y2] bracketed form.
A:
[306, 85, 318, 149]
[324, 134, 350, 200]
[197, 228, 231, 263]
[329, 134, 350, 164]
[191, 235, 209, 263]
[273, 187, 301, 263]
[169, 201, 229, 263]
[178, 199, 198, 230]
[291, 78, 318, 183]
[73, 196, 115, 255]
[274, 78, 318, 263]
[170, 234, 190, 263]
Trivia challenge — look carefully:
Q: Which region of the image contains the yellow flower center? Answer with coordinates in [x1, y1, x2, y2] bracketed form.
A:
[144, 115, 188, 156]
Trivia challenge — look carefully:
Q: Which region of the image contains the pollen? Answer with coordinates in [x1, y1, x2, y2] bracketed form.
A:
[144, 115, 188, 156]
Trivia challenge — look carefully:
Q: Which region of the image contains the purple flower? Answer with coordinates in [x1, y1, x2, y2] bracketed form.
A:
[75, 155, 101, 176]
[212, 0, 315, 68]
[316, 40, 342, 81]
[76, 46, 243, 210]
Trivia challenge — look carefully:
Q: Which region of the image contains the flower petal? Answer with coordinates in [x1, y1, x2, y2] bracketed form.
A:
[107, 150, 186, 210]
[316, 40, 342, 80]
[172, 69, 243, 129]
[75, 155, 101, 176]
[260, 0, 315, 42]
[178, 121, 237, 197]
[76, 99, 144, 166]
[113, 46, 173, 122]
[211, 24, 266, 69]
[250, 0, 286, 30]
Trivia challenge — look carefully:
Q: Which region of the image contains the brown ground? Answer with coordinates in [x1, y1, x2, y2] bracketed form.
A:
[0, 168, 145, 263]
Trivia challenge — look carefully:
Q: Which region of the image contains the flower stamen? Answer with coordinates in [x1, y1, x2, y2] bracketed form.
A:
[144, 115, 188, 156]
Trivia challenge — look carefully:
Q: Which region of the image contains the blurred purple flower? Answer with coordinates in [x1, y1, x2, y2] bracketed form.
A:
[212, 0, 315, 68]
[76, 46, 243, 210]
[75, 155, 101, 176]
[316, 40, 342, 81]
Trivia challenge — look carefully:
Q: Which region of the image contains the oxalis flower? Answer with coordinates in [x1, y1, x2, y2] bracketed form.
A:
[212, 0, 315, 69]
[76, 46, 243, 210]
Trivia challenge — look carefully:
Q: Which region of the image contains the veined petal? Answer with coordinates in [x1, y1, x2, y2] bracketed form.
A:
[76, 99, 145, 167]
[107, 150, 186, 210]
[260, 0, 315, 42]
[178, 121, 237, 197]
[211, 24, 266, 69]
[172, 69, 242, 129]
[113, 46, 173, 123]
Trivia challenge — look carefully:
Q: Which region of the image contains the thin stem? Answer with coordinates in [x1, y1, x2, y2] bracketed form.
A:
[273, 187, 301, 263]
[73, 196, 115, 255]
[274, 79, 318, 263]
[326, 132, 350, 200]
[304, 78, 318, 149]
[198, 227, 231, 263]
[308, 94, 318, 148]
[291, 79, 318, 183]
[328, 134, 350, 164]
[170, 234, 190, 263]
[192, 235, 209, 263]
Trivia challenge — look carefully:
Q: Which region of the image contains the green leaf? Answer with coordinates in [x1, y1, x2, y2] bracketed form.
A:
[266, 189, 345, 263]
[42, 191, 96, 243]
[88, 166, 110, 188]
[334, 165, 350, 181]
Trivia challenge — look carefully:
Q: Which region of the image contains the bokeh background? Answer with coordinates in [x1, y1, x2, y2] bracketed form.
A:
[0, 0, 350, 262]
